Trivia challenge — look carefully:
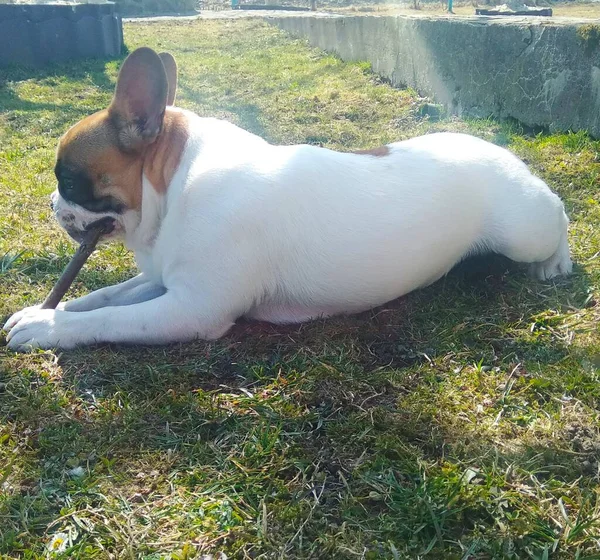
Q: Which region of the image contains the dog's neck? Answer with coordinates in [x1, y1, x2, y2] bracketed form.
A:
[119, 108, 190, 252]
[123, 177, 165, 253]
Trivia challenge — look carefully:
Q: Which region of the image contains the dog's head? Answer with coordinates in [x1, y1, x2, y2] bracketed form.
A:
[52, 47, 180, 243]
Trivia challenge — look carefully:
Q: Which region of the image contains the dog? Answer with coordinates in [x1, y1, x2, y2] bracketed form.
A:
[4, 47, 573, 351]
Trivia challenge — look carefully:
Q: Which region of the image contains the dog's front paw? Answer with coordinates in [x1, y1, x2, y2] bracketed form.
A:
[4, 305, 43, 332]
[5, 308, 70, 352]
[4, 302, 67, 332]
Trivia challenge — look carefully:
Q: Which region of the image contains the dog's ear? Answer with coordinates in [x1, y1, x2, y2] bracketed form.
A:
[109, 47, 168, 152]
[158, 52, 178, 106]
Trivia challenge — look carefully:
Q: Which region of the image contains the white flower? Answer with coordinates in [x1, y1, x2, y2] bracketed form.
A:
[47, 532, 69, 554]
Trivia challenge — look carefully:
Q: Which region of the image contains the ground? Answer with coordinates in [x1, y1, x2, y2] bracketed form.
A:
[0, 18, 599, 560]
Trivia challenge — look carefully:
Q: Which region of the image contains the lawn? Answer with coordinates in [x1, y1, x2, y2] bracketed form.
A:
[1, 18, 599, 559]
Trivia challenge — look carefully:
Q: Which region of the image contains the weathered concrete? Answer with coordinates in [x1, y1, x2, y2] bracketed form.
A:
[267, 14, 600, 136]
[0, 3, 123, 67]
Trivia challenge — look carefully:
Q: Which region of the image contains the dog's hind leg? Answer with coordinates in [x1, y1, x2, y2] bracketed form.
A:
[528, 223, 573, 280]
[485, 176, 572, 281]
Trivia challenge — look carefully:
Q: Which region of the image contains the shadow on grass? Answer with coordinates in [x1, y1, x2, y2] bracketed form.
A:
[0, 55, 120, 88]
[50, 257, 594, 440]
[0, 57, 122, 140]
[1, 256, 597, 556]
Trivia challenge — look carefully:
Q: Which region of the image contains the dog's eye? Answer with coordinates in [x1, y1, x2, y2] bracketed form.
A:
[62, 178, 75, 191]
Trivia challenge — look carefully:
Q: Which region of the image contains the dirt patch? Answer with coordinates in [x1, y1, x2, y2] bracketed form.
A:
[566, 422, 600, 476]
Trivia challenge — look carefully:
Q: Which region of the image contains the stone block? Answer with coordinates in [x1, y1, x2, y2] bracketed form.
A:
[0, 2, 123, 67]
[268, 14, 600, 136]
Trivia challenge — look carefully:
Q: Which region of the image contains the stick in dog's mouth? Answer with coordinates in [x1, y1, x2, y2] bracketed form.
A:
[41, 217, 115, 310]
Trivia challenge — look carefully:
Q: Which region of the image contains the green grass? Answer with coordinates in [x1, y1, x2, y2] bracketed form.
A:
[1, 19, 599, 559]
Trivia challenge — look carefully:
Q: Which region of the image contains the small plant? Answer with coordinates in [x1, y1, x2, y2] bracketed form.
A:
[0, 251, 24, 275]
[562, 130, 591, 153]
[577, 23, 600, 53]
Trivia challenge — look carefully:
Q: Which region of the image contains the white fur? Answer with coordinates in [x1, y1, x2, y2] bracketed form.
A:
[5, 109, 572, 350]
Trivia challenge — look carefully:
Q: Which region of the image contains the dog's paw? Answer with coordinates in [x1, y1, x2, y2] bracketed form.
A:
[530, 258, 573, 281]
[529, 245, 573, 281]
[5, 308, 66, 352]
[4, 305, 43, 332]
[4, 302, 67, 333]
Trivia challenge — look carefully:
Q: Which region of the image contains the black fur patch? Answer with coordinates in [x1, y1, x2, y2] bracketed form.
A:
[54, 159, 125, 214]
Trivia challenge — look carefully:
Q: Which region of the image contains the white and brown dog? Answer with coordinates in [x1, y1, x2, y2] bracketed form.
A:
[4, 47, 572, 351]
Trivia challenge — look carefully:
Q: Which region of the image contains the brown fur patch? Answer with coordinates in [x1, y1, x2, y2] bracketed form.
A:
[55, 48, 186, 214]
[58, 110, 143, 211]
[91, 146, 144, 211]
[57, 107, 189, 208]
[354, 146, 390, 157]
[143, 109, 189, 194]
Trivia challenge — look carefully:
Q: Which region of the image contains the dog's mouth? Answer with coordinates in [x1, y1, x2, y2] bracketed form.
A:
[51, 190, 122, 244]
[64, 217, 117, 244]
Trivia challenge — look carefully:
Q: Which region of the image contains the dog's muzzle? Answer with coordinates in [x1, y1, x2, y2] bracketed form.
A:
[63, 218, 116, 244]
[50, 190, 116, 243]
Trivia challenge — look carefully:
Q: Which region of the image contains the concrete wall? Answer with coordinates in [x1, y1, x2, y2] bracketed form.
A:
[0, 3, 123, 67]
[113, 0, 198, 17]
[267, 14, 600, 136]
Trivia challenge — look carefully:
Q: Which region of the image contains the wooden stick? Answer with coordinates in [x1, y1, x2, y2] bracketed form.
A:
[41, 218, 114, 310]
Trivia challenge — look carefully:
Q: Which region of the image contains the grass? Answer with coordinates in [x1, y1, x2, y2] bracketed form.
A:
[0, 18, 599, 559]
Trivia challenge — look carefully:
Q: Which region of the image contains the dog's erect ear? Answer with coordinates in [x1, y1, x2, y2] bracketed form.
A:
[109, 47, 169, 151]
[158, 52, 178, 106]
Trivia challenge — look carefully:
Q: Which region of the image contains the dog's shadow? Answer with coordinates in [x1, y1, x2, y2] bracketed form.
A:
[54, 254, 597, 473]
[52, 251, 594, 393]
